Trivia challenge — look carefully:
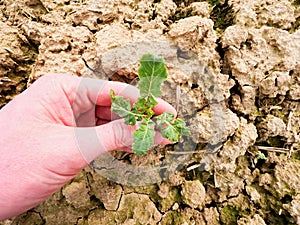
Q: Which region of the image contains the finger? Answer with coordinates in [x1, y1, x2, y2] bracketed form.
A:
[153, 98, 177, 117]
[95, 106, 111, 120]
[96, 119, 110, 126]
[154, 131, 172, 145]
[76, 107, 96, 127]
[83, 78, 139, 106]
[96, 106, 119, 120]
[75, 119, 135, 163]
[115, 147, 133, 153]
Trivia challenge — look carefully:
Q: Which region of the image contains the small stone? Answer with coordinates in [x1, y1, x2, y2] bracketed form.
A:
[158, 183, 169, 198]
[62, 181, 91, 209]
[222, 25, 248, 48]
[172, 202, 179, 210]
[189, 2, 211, 18]
[246, 186, 261, 201]
[116, 193, 162, 224]
[169, 16, 216, 55]
[258, 115, 286, 140]
[91, 175, 123, 211]
[203, 207, 220, 225]
[220, 118, 258, 162]
[181, 180, 206, 209]
[260, 75, 277, 96]
[259, 173, 273, 186]
[189, 107, 239, 144]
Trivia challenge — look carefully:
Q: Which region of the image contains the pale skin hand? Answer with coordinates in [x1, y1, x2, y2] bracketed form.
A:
[0, 74, 176, 220]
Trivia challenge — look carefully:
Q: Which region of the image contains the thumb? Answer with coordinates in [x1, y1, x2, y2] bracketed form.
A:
[75, 120, 135, 163]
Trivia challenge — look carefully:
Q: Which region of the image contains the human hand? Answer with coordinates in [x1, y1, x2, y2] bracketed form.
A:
[0, 73, 176, 220]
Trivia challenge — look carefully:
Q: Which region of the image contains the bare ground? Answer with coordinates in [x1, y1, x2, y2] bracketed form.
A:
[0, 0, 300, 224]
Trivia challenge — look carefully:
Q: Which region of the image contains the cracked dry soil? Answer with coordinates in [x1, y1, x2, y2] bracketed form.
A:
[0, 0, 300, 224]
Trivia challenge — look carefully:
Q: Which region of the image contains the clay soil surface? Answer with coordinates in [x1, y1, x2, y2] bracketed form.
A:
[0, 0, 300, 224]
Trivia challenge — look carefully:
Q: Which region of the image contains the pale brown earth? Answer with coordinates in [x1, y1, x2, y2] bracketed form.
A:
[0, 0, 300, 224]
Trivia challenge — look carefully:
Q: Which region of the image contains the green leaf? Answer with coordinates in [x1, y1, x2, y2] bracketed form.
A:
[155, 112, 190, 142]
[172, 118, 191, 137]
[156, 112, 174, 128]
[110, 90, 131, 117]
[110, 90, 137, 125]
[132, 119, 155, 155]
[147, 95, 158, 108]
[138, 54, 167, 98]
[132, 97, 156, 119]
[124, 114, 137, 125]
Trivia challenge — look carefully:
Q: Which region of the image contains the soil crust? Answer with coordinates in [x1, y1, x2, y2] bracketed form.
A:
[0, 0, 299, 224]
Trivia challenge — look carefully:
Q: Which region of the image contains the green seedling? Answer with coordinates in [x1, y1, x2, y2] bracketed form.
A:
[254, 151, 266, 164]
[110, 54, 190, 155]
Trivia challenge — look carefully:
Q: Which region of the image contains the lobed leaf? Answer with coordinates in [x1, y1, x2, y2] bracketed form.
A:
[132, 119, 156, 155]
[155, 112, 190, 142]
[138, 54, 167, 98]
[110, 90, 137, 125]
[132, 97, 155, 119]
[171, 118, 191, 137]
[147, 95, 158, 108]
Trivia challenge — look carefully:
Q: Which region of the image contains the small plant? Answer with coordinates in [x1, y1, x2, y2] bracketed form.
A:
[110, 54, 190, 155]
[254, 151, 266, 164]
